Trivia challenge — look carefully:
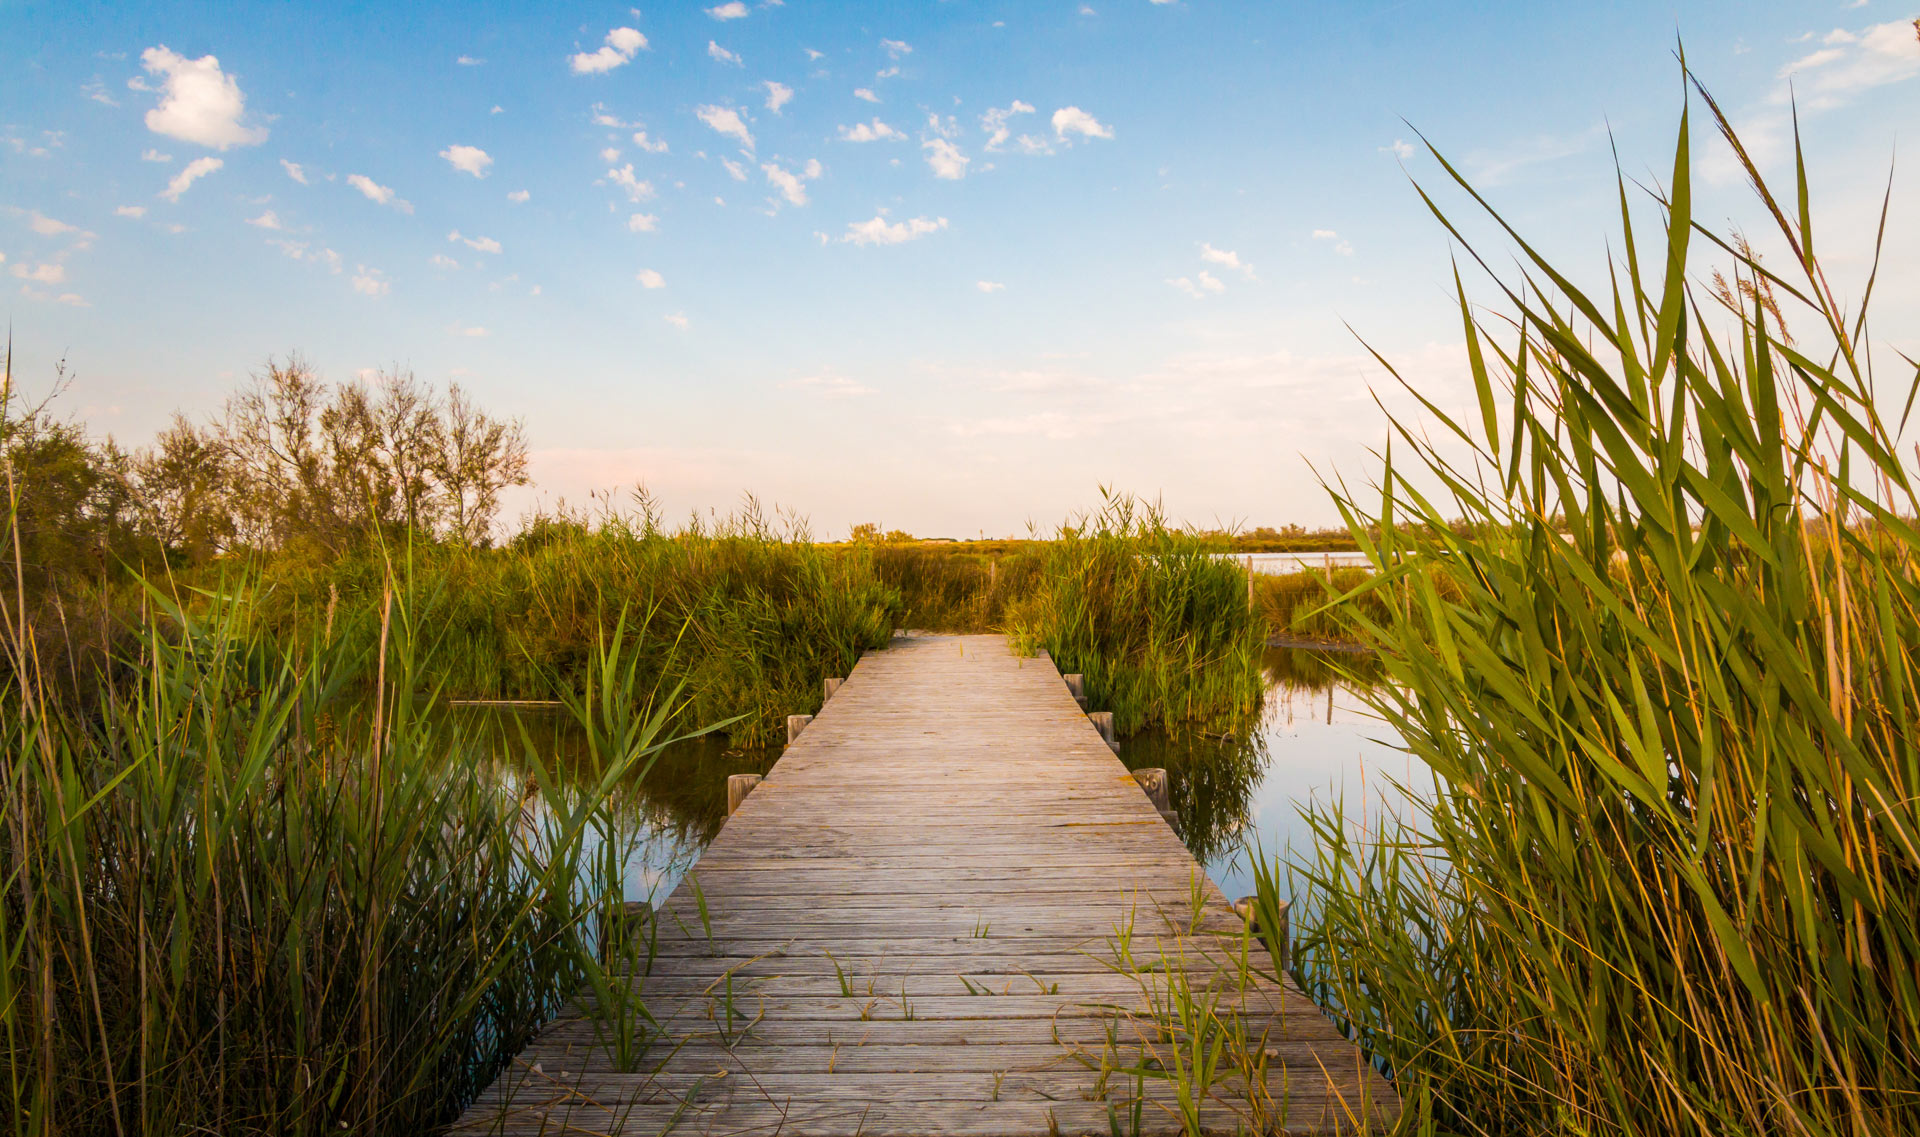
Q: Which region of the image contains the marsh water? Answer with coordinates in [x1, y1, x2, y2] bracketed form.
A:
[466, 644, 1417, 909]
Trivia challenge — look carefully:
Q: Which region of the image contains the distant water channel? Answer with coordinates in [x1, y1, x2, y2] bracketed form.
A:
[465, 643, 1421, 910]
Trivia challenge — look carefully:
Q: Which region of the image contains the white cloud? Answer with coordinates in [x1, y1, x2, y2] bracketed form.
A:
[440, 143, 493, 177]
[854, 87, 880, 103]
[708, 41, 743, 66]
[707, 1, 749, 18]
[805, 48, 824, 61]
[607, 164, 656, 201]
[1199, 242, 1253, 278]
[601, 146, 623, 163]
[695, 104, 754, 149]
[431, 253, 459, 269]
[1166, 271, 1225, 299]
[448, 230, 502, 254]
[10, 262, 66, 284]
[139, 46, 268, 149]
[491, 105, 503, 114]
[451, 323, 488, 337]
[632, 129, 668, 153]
[637, 268, 665, 288]
[923, 137, 968, 179]
[1311, 229, 1354, 256]
[507, 189, 530, 203]
[628, 212, 658, 232]
[763, 158, 821, 205]
[245, 209, 281, 229]
[116, 205, 147, 219]
[456, 54, 483, 66]
[721, 157, 749, 181]
[838, 118, 904, 142]
[664, 312, 689, 329]
[876, 65, 901, 80]
[976, 280, 1004, 293]
[981, 100, 1035, 150]
[880, 38, 912, 59]
[765, 80, 794, 114]
[351, 266, 388, 296]
[1778, 19, 1920, 102]
[280, 158, 308, 183]
[141, 148, 172, 162]
[21, 211, 79, 237]
[15, 285, 89, 307]
[841, 213, 947, 246]
[159, 155, 222, 201]
[571, 27, 648, 74]
[1052, 106, 1113, 140]
[347, 174, 411, 212]
[1383, 139, 1414, 160]
[783, 371, 873, 399]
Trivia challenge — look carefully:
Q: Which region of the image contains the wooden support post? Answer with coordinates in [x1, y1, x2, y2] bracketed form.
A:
[726, 774, 762, 816]
[1063, 673, 1088, 711]
[1246, 555, 1256, 611]
[1087, 711, 1117, 751]
[824, 677, 843, 701]
[1232, 896, 1291, 972]
[1131, 767, 1169, 812]
[787, 714, 813, 744]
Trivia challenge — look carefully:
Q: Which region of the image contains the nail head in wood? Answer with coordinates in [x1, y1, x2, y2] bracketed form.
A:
[787, 714, 813, 744]
[726, 773, 761, 816]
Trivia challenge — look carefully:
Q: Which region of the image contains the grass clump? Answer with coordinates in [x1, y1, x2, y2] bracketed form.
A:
[1289, 73, 1920, 1135]
[0, 572, 683, 1136]
[1007, 495, 1266, 737]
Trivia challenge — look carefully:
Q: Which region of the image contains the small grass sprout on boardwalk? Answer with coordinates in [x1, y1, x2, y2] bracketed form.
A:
[1290, 66, 1920, 1135]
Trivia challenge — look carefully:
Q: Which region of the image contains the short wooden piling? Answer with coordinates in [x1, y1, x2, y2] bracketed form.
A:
[787, 714, 813, 744]
[1131, 767, 1169, 812]
[824, 677, 843, 701]
[1233, 895, 1291, 972]
[1063, 673, 1088, 711]
[725, 773, 761, 816]
[1087, 711, 1117, 751]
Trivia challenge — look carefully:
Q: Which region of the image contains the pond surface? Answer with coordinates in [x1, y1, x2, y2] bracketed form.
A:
[1117, 646, 1425, 902]
[468, 644, 1420, 909]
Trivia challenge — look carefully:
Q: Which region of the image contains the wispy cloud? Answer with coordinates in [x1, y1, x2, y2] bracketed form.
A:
[607, 164, 656, 201]
[1052, 106, 1114, 140]
[707, 2, 749, 19]
[637, 268, 665, 288]
[160, 155, 222, 201]
[839, 119, 903, 142]
[440, 143, 492, 177]
[764, 80, 794, 114]
[841, 213, 948, 246]
[854, 87, 880, 103]
[571, 27, 647, 74]
[783, 370, 873, 398]
[347, 173, 412, 212]
[923, 137, 968, 179]
[280, 158, 308, 183]
[448, 230, 502, 254]
[763, 158, 822, 205]
[1199, 242, 1253, 278]
[695, 104, 755, 149]
[708, 41, 743, 66]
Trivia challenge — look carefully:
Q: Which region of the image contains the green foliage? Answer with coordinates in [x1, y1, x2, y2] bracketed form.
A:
[1290, 76, 1920, 1135]
[0, 581, 672, 1136]
[1007, 495, 1266, 737]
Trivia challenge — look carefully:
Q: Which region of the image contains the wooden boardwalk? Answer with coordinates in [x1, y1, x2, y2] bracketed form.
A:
[456, 634, 1399, 1135]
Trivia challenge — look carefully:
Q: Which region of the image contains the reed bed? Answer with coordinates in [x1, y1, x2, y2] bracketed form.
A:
[1007, 497, 1267, 737]
[1286, 78, 1920, 1135]
[0, 574, 684, 1136]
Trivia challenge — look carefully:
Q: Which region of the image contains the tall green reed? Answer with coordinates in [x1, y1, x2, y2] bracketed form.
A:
[1008, 495, 1267, 737]
[0, 566, 677, 1135]
[1290, 71, 1920, 1135]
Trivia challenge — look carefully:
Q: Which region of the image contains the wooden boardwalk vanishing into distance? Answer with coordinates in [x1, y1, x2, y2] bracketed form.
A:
[457, 634, 1399, 1135]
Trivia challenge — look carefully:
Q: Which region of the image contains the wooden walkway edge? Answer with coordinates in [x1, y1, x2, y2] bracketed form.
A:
[454, 634, 1400, 1135]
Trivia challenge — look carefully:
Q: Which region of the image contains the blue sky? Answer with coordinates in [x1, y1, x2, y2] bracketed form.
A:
[4, 1, 1917, 537]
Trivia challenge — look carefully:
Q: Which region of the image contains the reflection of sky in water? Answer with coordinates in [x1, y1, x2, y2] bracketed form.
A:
[1203, 669, 1422, 901]
[1119, 647, 1427, 904]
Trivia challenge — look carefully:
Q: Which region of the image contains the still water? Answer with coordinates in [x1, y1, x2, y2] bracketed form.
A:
[466, 645, 1419, 908]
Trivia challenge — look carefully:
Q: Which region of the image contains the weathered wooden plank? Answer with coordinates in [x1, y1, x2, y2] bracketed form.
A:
[457, 633, 1397, 1135]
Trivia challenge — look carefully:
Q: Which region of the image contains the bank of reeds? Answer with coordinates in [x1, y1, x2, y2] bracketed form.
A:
[1007, 497, 1266, 737]
[1288, 77, 1920, 1135]
[0, 568, 687, 1135]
